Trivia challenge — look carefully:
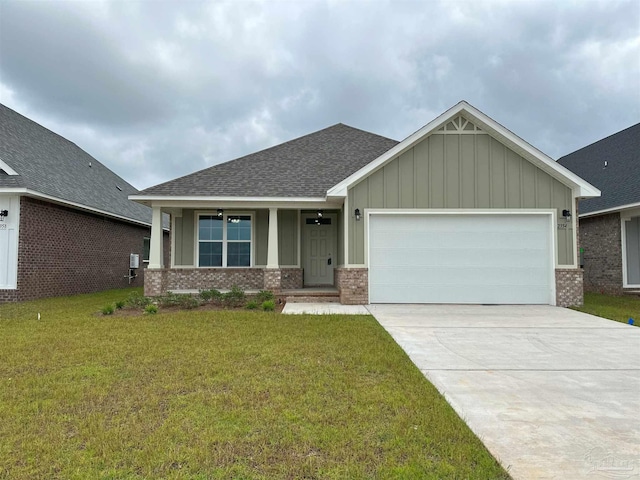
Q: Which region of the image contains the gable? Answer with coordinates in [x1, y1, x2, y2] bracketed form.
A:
[329, 101, 600, 199]
[348, 125, 573, 210]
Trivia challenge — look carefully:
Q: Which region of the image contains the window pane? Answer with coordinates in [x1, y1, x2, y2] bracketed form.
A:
[199, 216, 223, 241]
[227, 216, 251, 241]
[227, 241, 250, 267]
[143, 237, 150, 261]
[199, 241, 222, 267]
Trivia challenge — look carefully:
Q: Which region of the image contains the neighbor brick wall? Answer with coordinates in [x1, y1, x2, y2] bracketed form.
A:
[555, 268, 584, 307]
[335, 267, 368, 305]
[579, 212, 623, 295]
[0, 197, 168, 302]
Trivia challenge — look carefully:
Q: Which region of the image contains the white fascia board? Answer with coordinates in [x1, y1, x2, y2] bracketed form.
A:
[0, 158, 18, 175]
[0, 187, 168, 230]
[327, 101, 601, 199]
[130, 195, 343, 210]
[579, 201, 640, 218]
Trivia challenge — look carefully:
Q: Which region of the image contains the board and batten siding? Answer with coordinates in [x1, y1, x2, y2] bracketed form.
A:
[172, 208, 299, 267]
[348, 132, 575, 265]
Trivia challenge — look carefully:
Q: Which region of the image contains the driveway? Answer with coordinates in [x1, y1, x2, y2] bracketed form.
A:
[368, 304, 640, 480]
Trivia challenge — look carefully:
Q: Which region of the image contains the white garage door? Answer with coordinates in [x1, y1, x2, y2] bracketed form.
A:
[369, 213, 554, 304]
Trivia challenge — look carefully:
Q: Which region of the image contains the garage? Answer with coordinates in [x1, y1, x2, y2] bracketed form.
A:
[368, 212, 555, 304]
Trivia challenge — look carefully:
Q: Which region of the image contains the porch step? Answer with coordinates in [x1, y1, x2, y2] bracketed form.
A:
[281, 288, 340, 304]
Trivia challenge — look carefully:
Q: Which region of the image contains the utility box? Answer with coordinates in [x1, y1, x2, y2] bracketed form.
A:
[130, 253, 140, 269]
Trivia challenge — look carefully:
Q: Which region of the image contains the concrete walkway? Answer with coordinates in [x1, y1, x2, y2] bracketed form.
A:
[368, 304, 640, 480]
[282, 303, 370, 315]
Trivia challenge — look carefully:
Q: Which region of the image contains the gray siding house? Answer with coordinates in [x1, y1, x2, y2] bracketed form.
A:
[132, 101, 599, 307]
[0, 104, 168, 302]
[558, 123, 640, 294]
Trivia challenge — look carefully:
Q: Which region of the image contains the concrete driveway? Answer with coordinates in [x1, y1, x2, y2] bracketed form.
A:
[368, 304, 640, 480]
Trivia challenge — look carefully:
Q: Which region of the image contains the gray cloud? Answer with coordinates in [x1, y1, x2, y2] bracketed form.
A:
[1, 0, 638, 190]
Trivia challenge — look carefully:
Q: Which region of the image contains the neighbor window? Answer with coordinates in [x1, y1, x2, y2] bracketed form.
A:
[198, 214, 252, 267]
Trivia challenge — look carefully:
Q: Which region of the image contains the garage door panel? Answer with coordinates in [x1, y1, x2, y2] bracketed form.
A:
[369, 214, 553, 304]
[370, 247, 550, 269]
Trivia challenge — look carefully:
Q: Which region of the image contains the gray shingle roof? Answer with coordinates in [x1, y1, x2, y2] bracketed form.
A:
[0, 104, 153, 225]
[558, 123, 640, 215]
[140, 124, 399, 198]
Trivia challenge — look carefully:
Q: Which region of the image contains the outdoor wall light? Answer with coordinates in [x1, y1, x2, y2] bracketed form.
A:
[354, 208, 361, 221]
[0, 209, 7, 220]
[217, 208, 224, 218]
[317, 209, 323, 218]
[562, 209, 572, 220]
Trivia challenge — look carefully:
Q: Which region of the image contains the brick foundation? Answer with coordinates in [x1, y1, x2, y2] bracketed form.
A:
[281, 268, 304, 290]
[335, 267, 368, 305]
[556, 268, 584, 307]
[1, 196, 169, 302]
[145, 267, 304, 296]
[263, 269, 282, 291]
[579, 213, 623, 295]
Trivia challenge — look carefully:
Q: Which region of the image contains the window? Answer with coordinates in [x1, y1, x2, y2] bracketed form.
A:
[143, 237, 150, 263]
[198, 214, 252, 267]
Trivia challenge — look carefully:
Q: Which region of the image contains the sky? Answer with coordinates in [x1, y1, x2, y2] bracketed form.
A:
[1, 0, 639, 191]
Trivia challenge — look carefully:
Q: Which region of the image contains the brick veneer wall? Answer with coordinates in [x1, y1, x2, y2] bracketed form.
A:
[0, 197, 168, 302]
[281, 268, 303, 290]
[335, 267, 368, 304]
[145, 267, 304, 296]
[579, 213, 623, 295]
[555, 268, 584, 307]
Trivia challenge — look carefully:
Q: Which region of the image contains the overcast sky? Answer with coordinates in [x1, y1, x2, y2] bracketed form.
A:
[1, 0, 638, 191]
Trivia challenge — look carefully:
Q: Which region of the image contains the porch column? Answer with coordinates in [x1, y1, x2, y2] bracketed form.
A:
[148, 206, 164, 269]
[266, 207, 279, 268]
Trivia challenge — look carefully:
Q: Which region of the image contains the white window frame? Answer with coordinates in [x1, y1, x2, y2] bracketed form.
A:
[195, 212, 254, 268]
[621, 209, 640, 288]
[143, 236, 150, 263]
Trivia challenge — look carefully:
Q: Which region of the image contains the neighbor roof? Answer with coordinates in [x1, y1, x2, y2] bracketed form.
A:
[558, 123, 640, 215]
[0, 104, 153, 225]
[139, 124, 399, 198]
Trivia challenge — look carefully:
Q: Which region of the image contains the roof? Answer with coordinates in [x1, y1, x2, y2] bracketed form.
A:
[0, 104, 154, 225]
[139, 123, 399, 198]
[557, 123, 640, 215]
[328, 101, 601, 199]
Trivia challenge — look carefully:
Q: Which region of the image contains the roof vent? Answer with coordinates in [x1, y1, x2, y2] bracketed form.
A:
[116, 185, 122, 191]
[604, 161, 608, 168]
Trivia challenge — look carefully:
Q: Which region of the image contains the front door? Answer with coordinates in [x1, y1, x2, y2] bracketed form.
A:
[303, 213, 336, 286]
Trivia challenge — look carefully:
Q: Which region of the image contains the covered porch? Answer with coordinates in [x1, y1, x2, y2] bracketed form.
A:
[144, 201, 365, 303]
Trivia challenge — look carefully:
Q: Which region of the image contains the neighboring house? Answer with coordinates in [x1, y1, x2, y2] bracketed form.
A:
[131, 101, 599, 307]
[0, 104, 169, 302]
[558, 124, 640, 294]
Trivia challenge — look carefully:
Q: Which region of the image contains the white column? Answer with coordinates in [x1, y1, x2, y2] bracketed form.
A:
[148, 206, 164, 269]
[266, 207, 279, 268]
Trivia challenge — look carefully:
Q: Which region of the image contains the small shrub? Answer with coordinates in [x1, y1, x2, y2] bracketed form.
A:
[144, 304, 158, 315]
[115, 300, 125, 310]
[126, 291, 152, 308]
[256, 290, 275, 303]
[180, 296, 201, 310]
[224, 286, 246, 307]
[245, 300, 259, 310]
[102, 304, 114, 315]
[200, 288, 223, 303]
[262, 300, 275, 312]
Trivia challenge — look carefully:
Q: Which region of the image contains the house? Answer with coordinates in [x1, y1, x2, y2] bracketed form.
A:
[131, 101, 599, 307]
[0, 104, 169, 302]
[558, 124, 640, 294]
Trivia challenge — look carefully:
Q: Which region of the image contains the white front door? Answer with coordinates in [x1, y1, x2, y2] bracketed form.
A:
[303, 214, 336, 286]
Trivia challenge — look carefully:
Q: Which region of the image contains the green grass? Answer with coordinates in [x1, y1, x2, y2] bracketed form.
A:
[573, 292, 640, 326]
[0, 288, 509, 479]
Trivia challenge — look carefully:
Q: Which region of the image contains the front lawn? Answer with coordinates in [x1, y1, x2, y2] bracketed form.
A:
[0, 288, 509, 479]
[573, 292, 640, 326]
